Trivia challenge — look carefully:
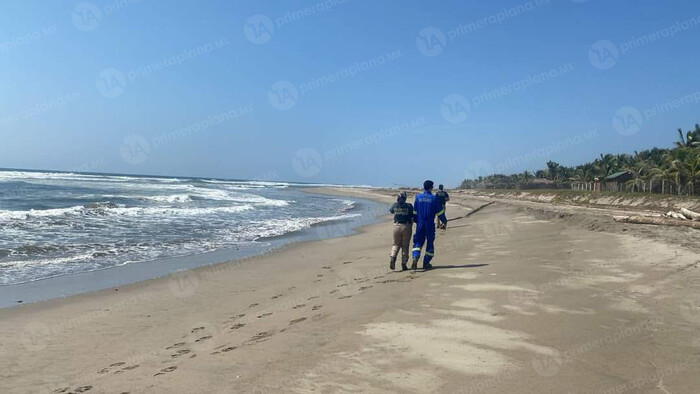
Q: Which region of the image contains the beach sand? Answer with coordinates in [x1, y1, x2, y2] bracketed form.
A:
[1, 188, 699, 393]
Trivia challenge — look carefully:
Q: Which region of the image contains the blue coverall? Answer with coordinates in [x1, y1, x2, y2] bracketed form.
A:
[411, 190, 447, 265]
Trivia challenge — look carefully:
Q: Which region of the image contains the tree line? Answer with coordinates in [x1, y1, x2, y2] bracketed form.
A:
[459, 124, 700, 196]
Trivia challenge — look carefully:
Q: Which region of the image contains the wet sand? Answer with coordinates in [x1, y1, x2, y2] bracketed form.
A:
[1, 188, 699, 393]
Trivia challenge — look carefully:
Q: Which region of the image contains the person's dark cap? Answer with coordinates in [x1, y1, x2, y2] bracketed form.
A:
[423, 180, 434, 190]
[439, 184, 444, 190]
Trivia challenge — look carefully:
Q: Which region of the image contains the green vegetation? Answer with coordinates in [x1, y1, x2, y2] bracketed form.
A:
[459, 124, 700, 196]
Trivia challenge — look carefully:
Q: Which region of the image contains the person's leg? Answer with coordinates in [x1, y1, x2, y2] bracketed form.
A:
[390, 224, 401, 269]
[400, 224, 411, 269]
[423, 225, 436, 268]
[411, 223, 426, 270]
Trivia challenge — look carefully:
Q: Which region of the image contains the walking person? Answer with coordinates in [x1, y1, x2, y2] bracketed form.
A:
[411, 180, 447, 270]
[389, 191, 414, 271]
[435, 184, 450, 229]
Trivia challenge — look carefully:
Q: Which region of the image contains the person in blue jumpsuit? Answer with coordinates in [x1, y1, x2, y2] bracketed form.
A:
[411, 180, 447, 270]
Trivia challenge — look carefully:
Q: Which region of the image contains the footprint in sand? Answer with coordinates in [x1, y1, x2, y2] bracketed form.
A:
[292, 304, 306, 309]
[316, 274, 323, 278]
[257, 312, 273, 319]
[54, 387, 70, 393]
[312, 305, 323, 311]
[171, 349, 191, 358]
[359, 286, 372, 291]
[222, 346, 237, 352]
[154, 366, 177, 377]
[98, 361, 127, 374]
[230, 323, 245, 330]
[271, 294, 283, 299]
[75, 386, 93, 393]
[307, 296, 319, 300]
[248, 303, 259, 308]
[322, 266, 331, 269]
[166, 342, 185, 350]
[248, 331, 275, 343]
[191, 327, 205, 333]
[289, 317, 307, 325]
[288, 286, 296, 290]
[338, 295, 352, 300]
[194, 335, 212, 343]
[122, 365, 139, 371]
[329, 289, 339, 294]
[343, 261, 353, 264]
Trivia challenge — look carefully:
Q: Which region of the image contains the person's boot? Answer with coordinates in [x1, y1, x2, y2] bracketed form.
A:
[389, 256, 396, 270]
[411, 256, 418, 271]
[401, 258, 408, 271]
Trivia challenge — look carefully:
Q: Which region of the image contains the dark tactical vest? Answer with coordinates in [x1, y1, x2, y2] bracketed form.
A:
[391, 202, 413, 224]
[436, 190, 448, 205]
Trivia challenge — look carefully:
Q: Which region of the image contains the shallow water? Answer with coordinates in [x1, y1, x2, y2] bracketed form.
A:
[0, 169, 364, 286]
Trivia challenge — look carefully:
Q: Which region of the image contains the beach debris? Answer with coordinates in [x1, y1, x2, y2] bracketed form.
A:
[680, 207, 700, 221]
[665, 211, 688, 220]
[613, 215, 700, 229]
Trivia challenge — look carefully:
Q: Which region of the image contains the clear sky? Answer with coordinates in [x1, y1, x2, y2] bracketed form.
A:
[1, 0, 700, 187]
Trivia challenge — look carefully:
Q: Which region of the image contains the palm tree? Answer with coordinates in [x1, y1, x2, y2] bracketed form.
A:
[546, 161, 560, 181]
[623, 156, 648, 192]
[594, 154, 618, 178]
[675, 126, 700, 148]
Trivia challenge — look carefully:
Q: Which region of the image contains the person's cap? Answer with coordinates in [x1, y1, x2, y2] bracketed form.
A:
[439, 184, 444, 189]
[397, 191, 407, 200]
[423, 180, 434, 190]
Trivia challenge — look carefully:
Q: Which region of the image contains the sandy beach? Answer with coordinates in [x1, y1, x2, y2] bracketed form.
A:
[2, 187, 699, 393]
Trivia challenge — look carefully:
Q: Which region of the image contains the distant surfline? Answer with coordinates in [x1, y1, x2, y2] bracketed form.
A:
[0, 212, 363, 285]
[0, 204, 256, 221]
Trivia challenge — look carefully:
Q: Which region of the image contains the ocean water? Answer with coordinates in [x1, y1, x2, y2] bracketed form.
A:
[0, 170, 363, 286]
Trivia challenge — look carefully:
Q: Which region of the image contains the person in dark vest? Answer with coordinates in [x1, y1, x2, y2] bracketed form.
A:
[435, 184, 450, 229]
[389, 191, 414, 271]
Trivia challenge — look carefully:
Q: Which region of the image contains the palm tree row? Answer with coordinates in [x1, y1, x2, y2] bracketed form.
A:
[459, 124, 700, 196]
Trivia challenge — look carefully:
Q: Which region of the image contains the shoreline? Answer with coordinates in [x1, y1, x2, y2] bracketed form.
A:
[0, 190, 386, 309]
[3, 187, 699, 393]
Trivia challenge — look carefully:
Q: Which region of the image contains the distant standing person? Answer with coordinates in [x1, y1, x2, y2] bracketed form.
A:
[389, 191, 414, 271]
[435, 184, 450, 229]
[411, 180, 447, 270]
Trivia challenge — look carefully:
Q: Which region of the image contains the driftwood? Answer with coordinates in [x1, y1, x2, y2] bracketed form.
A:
[665, 211, 688, 220]
[613, 215, 700, 230]
[448, 202, 494, 222]
[680, 208, 700, 221]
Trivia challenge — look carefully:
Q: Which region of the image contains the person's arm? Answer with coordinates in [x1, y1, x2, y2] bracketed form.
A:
[409, 203, 415, 223]
[435, 198, 447, 224]
[445, 192, 450, 202]
[413, 196, 419, 221]
[390, 202, 396, 214]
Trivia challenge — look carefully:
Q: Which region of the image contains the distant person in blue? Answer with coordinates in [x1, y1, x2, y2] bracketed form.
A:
[411, 180, 447, 270]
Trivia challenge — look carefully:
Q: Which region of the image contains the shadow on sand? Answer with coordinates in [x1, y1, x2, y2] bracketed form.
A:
[422, 263, 489, 271]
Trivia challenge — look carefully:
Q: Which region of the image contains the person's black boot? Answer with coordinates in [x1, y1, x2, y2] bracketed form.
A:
[411, 257, 418, 271]
[423, 262, 433, 270]
[401, 259, 408, 271]
[389, 256, 396, 270]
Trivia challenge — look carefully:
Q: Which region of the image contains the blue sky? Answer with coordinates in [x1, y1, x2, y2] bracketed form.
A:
[1, 0, 700, 187]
